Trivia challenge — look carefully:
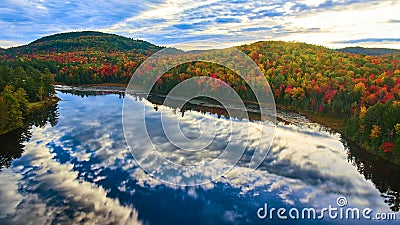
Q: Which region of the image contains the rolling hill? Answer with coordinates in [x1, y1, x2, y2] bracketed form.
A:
[2, 31, 162, 55]
[0, 31, 164, 84]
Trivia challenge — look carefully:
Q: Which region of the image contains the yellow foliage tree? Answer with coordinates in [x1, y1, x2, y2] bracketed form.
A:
[370, 125, 380, 139]
[359, 106, 367, 119]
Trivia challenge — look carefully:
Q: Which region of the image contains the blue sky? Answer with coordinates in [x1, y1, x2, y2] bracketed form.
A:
[0, 0, 399, 49]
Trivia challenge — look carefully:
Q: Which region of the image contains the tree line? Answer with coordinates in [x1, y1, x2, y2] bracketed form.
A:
[0, 64, 55, 134]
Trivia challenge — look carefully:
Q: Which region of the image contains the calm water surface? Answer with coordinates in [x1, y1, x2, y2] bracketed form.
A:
[0, 86, 399, 224]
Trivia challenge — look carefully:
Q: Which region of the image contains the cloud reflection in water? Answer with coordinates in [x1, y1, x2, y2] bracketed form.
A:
[0, 91, 395, 224]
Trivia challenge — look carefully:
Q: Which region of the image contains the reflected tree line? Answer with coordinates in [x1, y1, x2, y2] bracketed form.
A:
[148, 90, 400, 213]
[59, 88, 263, 120]
[150, 92, 400, 212]
[343, 139, 400, 212]
[0, 102, 58, 171]
[147, 94, 265, 121]
[58, 89, 126, 99]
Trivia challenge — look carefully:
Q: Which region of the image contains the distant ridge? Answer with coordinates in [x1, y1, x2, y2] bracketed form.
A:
[337, 46, 400, 56]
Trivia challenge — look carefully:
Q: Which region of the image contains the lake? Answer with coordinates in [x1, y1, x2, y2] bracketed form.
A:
[0, 86, 399, 224]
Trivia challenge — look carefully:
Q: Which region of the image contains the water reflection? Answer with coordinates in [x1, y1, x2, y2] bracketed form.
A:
[57, 86, 400, 212]
[0, 87, 399, 225]
[343, 140, 400, 212]
[0, 103, 58, 171]
[0, 129, 29, 170]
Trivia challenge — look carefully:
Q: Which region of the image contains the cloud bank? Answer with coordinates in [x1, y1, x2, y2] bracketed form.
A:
[0, 0, 399, 49]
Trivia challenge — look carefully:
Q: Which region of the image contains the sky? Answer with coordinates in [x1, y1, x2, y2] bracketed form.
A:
[0, 0, 399, 49]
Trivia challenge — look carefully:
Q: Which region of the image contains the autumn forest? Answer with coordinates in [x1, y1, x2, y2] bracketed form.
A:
[0, 31, 399, 165]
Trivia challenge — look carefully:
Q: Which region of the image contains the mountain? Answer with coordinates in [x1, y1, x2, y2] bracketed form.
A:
[3, 31, 162, 55]
[337, 47, 400, 56]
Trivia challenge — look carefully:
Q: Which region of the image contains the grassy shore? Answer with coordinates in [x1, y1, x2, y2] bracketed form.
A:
[0, 97, 59, 136]
[26, 96, 59, 112]
[276, 105, 345, 132]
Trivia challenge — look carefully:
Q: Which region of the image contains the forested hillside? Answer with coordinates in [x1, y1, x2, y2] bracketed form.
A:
[1, 31, 162, 84]
[5, 31, 162, 54]
[146, 41, 400, 163]
[0, 32, 399, 164]
[338, 47, 400, 56]
[0, 65, 54, 134]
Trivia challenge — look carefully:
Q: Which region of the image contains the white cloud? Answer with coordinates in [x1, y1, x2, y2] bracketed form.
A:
[280, 0, 400, 48]
[0, 128, 142, 225]
[1, 0, 399, 48]
[0, 40, 24, 48]
[102, 0, 400, 48]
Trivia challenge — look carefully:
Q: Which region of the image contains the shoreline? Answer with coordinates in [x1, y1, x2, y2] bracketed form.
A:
[54, 82, 129, 88]
[0, 96, 59, 136]
[276, 105, 400, 167]
[27, 96, 60, 112]
[275, 104, 344, 133]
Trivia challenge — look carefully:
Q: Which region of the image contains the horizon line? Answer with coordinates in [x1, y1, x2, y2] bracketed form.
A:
[1, 30, 400, 51]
